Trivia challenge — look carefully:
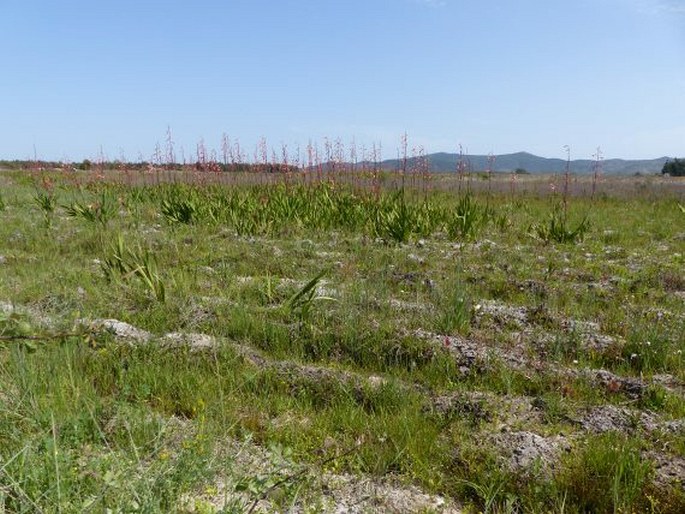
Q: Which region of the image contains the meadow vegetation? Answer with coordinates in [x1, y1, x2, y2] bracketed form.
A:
[0, 167, 683, 513]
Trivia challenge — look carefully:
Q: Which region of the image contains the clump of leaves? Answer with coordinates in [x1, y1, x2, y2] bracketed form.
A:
[530, 204, 590, 244]
[373, 191, 415, 243]
[64, 190, 118, 227]
[284, 270, 335, 333]
[447, 194, 483, 240]
[102, 234, 166, 302]
[34, 190, 57, 228]
[161, 197, 198, 224]
[230, 208, 264, 237]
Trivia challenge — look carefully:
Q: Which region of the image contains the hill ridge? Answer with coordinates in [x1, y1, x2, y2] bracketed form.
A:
[369, 152, 670, 175]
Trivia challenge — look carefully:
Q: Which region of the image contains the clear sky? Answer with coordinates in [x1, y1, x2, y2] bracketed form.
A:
[2, 0, 684, 162]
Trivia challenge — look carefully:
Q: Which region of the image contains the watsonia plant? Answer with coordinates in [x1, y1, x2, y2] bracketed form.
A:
[101, 234, 166, 302]
[63, 190, 118, 228]
[161, 197, 199, 224]
[373, 190, 415, 243]
[531, 148, 591, 244]
[285, 270, 334, 328]
[34, 190, 57, 228]
[530, 204, 590, 244]
[413, 200, 446, 238]
[446, 194, 483, 240]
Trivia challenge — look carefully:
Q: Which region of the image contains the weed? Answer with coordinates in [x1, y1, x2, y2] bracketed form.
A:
[234, 443, 308, 512]
[0, 310, 38, 351]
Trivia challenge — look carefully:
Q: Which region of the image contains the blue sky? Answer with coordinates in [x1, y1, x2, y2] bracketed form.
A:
[2, 0, 684, 161]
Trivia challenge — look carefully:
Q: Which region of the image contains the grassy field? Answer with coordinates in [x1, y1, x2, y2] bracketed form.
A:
[0, 169, 683, 513]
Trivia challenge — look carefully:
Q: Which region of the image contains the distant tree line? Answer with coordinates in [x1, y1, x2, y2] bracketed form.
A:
[0, 159, 302, 173]
[662, 158, 685, 177]
[0, 159, 64, 170]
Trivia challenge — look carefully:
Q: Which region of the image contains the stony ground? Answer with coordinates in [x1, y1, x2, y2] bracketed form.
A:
[0, 171, 683, 512]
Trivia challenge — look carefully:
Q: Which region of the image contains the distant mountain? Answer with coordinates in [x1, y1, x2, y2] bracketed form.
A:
[364, 151, 670, 175]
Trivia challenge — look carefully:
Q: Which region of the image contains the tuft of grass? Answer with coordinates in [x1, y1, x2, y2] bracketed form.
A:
[434, 282, 472, 335]
[558, 433, 653, 514]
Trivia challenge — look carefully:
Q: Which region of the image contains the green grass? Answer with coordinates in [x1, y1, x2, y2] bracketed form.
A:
[0, 169, 683, 512]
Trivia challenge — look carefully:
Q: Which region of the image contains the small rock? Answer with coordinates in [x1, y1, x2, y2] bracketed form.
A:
[89, 319, 151, 343]
[407, 253, 425, 265]
[589, 369, 646, 398]
[652, 373, 684, 394]
[646, 451, 685, 488]
[428, 392, 492, 422]
[662, 419, 685, 436]
[579, 405, 659, 434]
[162, 332, 216, 350]
[316, 286, 338, 298]
[389, 298, 429, 312]
[0, 301, 14, 315]
[474, 300, 528, 329]
[367, 375, 387, 389]
[494, 431, 570, 475]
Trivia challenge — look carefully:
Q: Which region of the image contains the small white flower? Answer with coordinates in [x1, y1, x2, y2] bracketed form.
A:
[630, 353, 638, 359]
[572, 359, 579, 365]
[645, 341, 651, 347]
